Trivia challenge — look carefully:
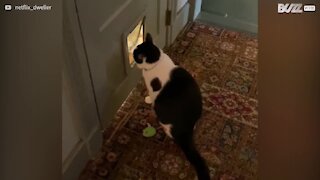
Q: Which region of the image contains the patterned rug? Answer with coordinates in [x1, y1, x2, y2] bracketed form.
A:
[80, 22, 258, 180]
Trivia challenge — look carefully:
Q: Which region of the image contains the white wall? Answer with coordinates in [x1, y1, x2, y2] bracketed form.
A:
[188, 0, 202, 20]
[194, 0, 202, 19]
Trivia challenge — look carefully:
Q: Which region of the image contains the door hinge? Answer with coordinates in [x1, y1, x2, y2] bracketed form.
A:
[165, 10, 171, 26]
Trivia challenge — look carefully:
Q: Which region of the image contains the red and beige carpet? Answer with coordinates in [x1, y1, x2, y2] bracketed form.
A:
[80, 22, 258, 180]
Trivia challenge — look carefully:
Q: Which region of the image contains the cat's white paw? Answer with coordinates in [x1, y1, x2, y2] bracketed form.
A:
[144, 96, 152, 104]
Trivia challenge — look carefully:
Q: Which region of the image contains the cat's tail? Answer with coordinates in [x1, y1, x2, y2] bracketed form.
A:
[175, 133, 210, 180]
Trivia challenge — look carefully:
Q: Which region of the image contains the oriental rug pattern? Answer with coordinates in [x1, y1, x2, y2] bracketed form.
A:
[80, 22, 258, 180]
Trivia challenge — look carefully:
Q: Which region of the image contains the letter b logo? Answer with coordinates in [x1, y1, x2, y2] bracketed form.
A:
[278, 3, 286, 13]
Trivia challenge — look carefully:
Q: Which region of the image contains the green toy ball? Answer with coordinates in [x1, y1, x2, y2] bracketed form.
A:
[142, 123, 156, 137]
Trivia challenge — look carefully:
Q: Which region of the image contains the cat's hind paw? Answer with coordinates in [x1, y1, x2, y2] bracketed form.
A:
[144, 96, 152, 104]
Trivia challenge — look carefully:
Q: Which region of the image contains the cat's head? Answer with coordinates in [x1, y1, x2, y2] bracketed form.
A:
[133, 33, 161, 70]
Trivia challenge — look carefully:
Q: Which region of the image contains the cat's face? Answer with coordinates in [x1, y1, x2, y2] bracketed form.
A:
[133, 33, 160, 70]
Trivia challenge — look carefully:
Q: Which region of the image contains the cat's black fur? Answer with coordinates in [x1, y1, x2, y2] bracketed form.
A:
[150, 78, 162, 92]
[154, 68, 210, 180]
[133, 33, 210, 180]
[133, 33, 160, 64]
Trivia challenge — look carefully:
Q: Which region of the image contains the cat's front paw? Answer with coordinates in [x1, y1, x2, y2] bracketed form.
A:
[144, 96, 152, 104]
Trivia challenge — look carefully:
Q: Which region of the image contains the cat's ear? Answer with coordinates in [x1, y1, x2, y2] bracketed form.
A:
[145, 33, 153, 44]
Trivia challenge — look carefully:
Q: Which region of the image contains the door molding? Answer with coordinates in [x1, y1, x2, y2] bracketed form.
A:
[99, 0, 134, 32]
[166, 0, 191, 45]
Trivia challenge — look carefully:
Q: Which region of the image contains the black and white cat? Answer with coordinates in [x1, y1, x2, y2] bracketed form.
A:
[133, 33, 210, 180]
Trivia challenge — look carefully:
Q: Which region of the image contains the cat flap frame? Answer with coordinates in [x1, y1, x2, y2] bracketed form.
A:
[122, 12, 146, 72]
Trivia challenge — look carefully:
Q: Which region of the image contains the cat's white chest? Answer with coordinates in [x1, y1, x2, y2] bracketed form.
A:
[142, 53, 176, 103]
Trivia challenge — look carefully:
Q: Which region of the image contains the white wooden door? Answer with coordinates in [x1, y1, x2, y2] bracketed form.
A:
[167, 0, 191, 45]
[75, 0, 170, 127]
